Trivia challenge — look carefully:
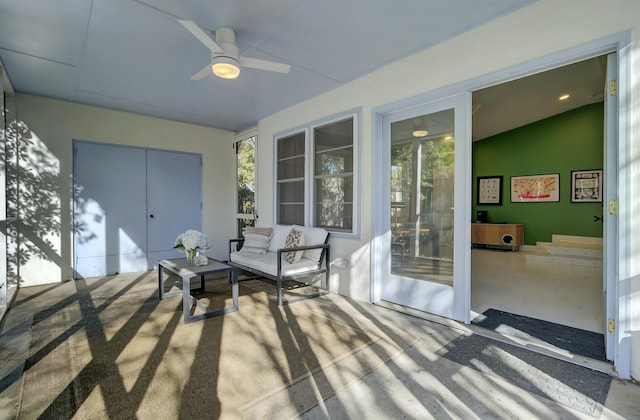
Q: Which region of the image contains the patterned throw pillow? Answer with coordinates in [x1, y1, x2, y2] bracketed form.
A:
[241, 227, 273, 254]
[283, 228, 305, 264]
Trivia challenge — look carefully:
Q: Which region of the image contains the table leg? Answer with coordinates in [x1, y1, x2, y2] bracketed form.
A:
[158, 264, 164, 299]
[231, 267, 238, 309]
[182, 275, 191, 323]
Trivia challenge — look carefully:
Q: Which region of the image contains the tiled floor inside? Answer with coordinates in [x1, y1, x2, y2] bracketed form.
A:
[470, 248, 603, 334]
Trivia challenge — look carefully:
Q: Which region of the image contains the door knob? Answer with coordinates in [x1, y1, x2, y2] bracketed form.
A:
[593, 215, 603, 222]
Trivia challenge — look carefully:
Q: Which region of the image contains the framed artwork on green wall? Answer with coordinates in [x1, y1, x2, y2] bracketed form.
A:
[511, 173, 560, 202]
[477, 176, 502, 205]
[571, 169, 603, 203]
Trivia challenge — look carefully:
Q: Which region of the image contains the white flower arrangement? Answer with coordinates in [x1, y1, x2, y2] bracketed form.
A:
[174, 229, 209, 264]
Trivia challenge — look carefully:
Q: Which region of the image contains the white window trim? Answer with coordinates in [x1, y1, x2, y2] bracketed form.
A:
[273, 109, 360, 238]
[274, 127, 308, 227]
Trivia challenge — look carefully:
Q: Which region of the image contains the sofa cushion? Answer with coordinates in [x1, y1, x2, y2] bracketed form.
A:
[268, 225, 293, 253]
[230, 252, 319, 277]
[241, 226, 272, 254]
[283, 228, 305, 264]
[293, 225, 329, 262]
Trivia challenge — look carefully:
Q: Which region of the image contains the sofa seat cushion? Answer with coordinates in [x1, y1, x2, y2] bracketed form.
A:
[230, 251, 319, 277]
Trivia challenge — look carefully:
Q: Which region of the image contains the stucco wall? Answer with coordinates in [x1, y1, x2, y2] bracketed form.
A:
[257, 0, 640, 378]
[15, 94, 235, 285]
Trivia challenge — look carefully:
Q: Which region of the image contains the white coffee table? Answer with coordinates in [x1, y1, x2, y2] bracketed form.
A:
[158, 258, 238, 323]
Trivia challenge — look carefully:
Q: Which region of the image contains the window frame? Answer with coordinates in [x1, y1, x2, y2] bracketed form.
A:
[274, 110, 360, 238]
[234, 129, 258, 236]
[275, 128, 308, 226]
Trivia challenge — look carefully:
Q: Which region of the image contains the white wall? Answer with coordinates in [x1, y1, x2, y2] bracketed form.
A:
[258, 0, 640, 376]
[15, 94, 235, 285]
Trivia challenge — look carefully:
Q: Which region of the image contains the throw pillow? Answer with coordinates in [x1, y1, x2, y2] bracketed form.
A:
[241, 226, 272, 254]
[283, 228, 305, 264]
[268, 225, 294, 253]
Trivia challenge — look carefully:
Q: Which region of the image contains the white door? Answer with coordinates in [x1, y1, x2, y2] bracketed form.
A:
[74, 142, 202, 277]
[603, 53, 618, 361]
[74, 142, 148, 277]
[379, 93, 471, 322]
[146, 149, 202, 266]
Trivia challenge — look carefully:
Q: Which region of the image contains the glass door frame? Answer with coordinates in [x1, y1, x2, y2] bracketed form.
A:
[372, 92, 472, 323]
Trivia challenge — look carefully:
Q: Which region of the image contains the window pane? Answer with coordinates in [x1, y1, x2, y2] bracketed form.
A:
[277, 132, 305, 159]
[315, 148, 353, 175]
[390, 109, 454, 284]
[315, 118, 352, 150]
[277, 132, 305, 225]
[279, 203, 304, 225]
[313, 117, 354, 232]
[315, 177, 353, 230]
[277, 156, 305, 179]
[278, 180, 305, 203]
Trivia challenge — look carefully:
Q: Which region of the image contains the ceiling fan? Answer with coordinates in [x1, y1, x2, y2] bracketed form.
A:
[179, 20, 291, 80]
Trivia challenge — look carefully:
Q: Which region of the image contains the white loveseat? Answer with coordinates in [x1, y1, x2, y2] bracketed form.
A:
[229, 225, 330, 306]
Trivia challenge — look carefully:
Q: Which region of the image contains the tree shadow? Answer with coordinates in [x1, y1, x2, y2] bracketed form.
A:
[17, 272, 185, 418]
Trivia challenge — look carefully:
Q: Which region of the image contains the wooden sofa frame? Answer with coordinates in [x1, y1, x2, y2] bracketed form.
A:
[228, 235, 330, 306]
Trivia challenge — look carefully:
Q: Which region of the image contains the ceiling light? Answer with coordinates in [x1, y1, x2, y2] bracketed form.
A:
[212, 56, 240, 79]
[412, 129, 428, 137]
[558, 93, 570, 101]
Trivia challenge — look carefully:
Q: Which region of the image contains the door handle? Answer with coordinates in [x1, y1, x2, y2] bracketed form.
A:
[593, 215, 603, 222]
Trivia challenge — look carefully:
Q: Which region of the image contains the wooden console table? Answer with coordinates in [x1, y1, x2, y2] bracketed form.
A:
[471, 223, 524, 251]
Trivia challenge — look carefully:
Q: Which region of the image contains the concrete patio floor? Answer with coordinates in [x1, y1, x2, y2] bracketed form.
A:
[0, 270, 638, 419]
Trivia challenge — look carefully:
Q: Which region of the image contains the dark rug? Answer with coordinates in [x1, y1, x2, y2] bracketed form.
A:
[473, 309, 606, 361]
[438, 334, 611, 417]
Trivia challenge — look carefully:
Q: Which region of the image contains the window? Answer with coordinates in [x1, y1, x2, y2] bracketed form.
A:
[276, 131, 305, 225]
[235, 134, 257, 236]
[275, 113, 358, 235]
[314, 118, 353, 231]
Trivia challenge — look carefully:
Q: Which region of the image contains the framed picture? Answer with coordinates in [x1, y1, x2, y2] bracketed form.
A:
[571, 169, 603, 203]
[477, 176, 503, 205]
[511, 173, 560, 202]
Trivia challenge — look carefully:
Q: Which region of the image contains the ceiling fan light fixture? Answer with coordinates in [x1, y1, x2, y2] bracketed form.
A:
[212, 56, 240, 79]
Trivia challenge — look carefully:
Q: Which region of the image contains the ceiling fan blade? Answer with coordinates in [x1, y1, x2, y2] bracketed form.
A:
[239, 56, 290, 73]
[190, 63, 212, 80]
[178, 19, 224, 54]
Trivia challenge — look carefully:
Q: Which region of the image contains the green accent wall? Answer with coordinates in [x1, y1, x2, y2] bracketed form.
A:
[472, 103, 604, 245]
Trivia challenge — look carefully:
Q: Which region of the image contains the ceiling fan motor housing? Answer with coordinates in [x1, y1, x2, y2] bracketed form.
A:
[214, 28, 240, 59]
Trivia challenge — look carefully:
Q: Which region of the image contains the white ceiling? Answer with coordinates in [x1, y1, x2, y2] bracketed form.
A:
[472, 55, 607, 141]
[1, 0, 538, 132]
[0, 0, 605, 138]
[389, 55, 608, 143]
